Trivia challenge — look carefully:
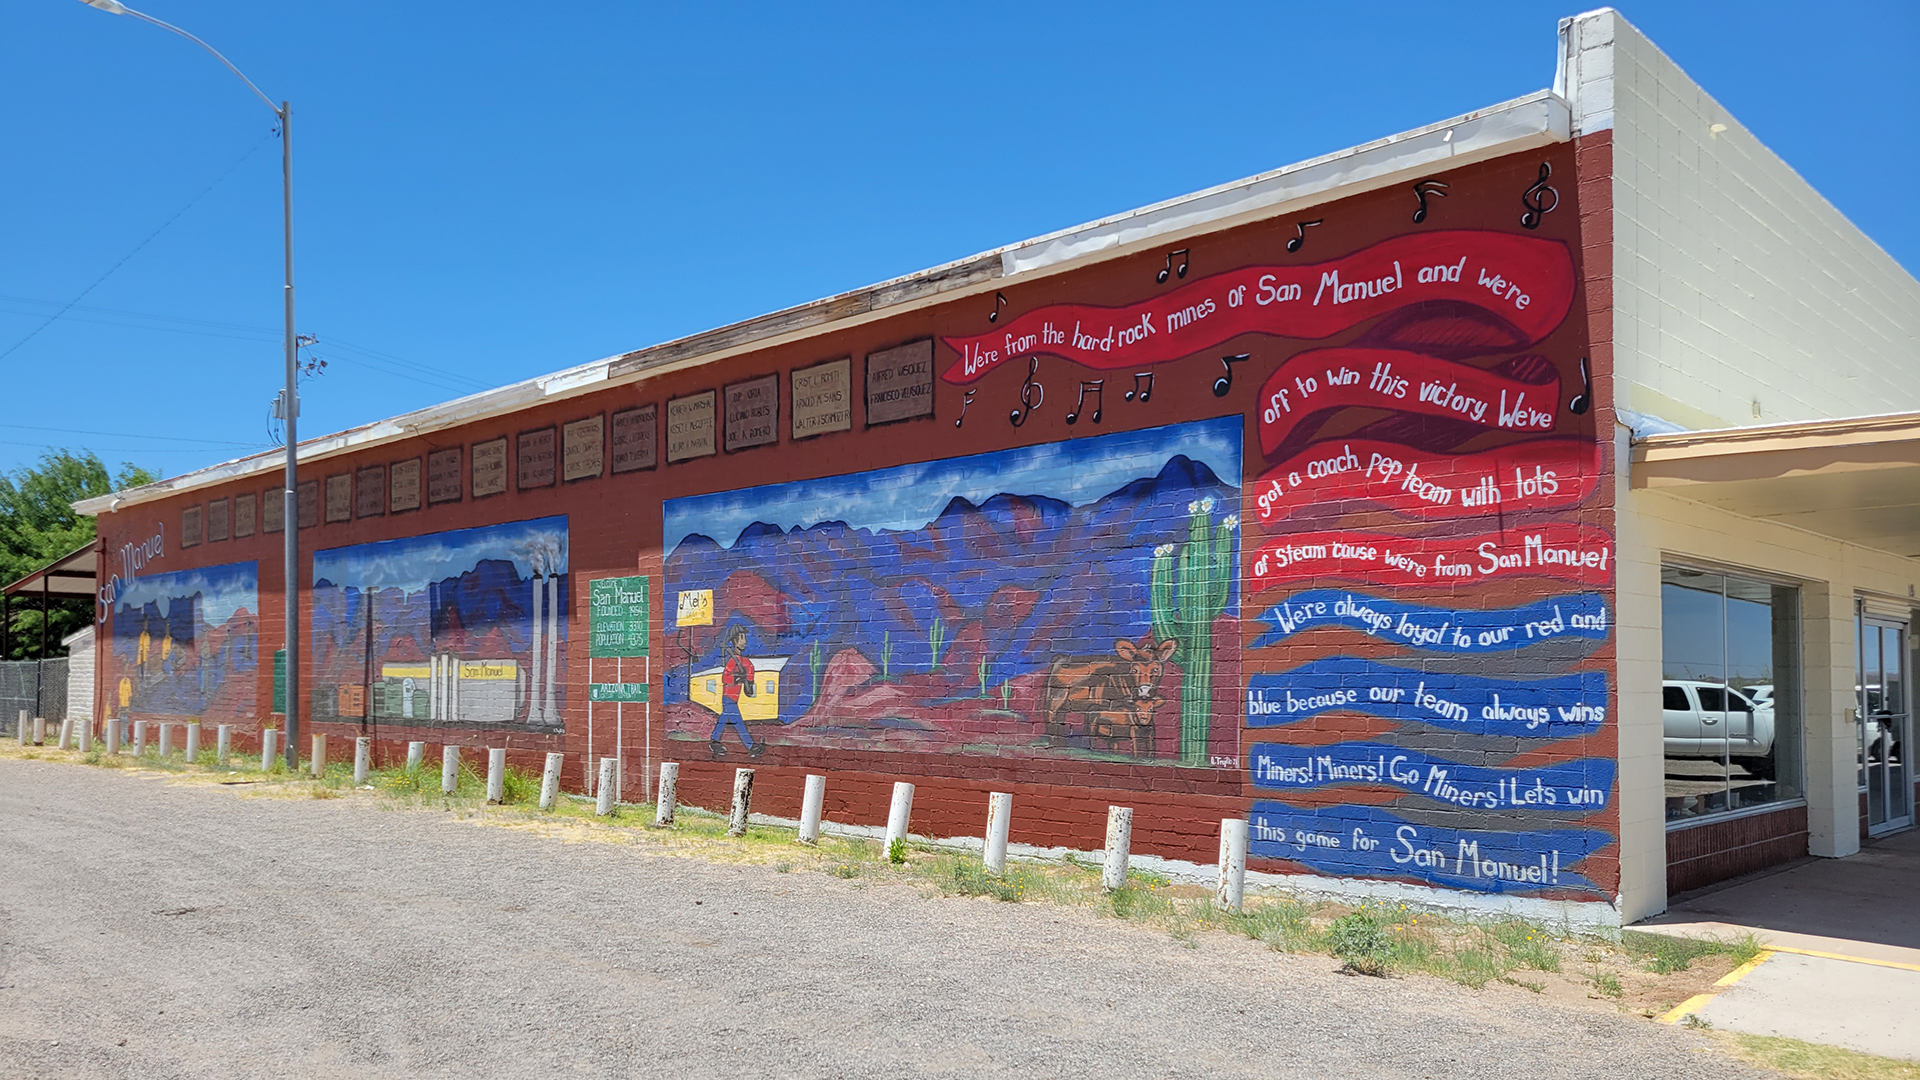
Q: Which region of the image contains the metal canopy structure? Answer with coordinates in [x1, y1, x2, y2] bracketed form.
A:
[1632, 411, 1920, 558]
[1, 543, 97, 658]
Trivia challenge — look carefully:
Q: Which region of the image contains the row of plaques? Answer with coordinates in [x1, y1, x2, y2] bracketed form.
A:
[174, 339, 935, 541]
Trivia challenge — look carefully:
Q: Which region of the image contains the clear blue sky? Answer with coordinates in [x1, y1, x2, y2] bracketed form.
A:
[3, 2, 1913, 482]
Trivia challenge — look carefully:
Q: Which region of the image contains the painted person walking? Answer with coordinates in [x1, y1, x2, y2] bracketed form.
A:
[711, 625, 763, 758]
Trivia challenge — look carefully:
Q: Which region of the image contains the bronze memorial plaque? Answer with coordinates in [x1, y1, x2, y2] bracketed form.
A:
[389, 457, 422, 513]
[234, 491, 257, 538]
[181, 505, 203, 548]
[355, 465, 386, 518]
[298, 480, 320, 529]
[325, 474, 353, 523]
[611, 404, 657, 473]
[666, 391, 716, 463]
[471, 438, 508, 498]
[206, 497, 230, 542]
[517, 427, 557, 490]
[562, 414, 605, 482]
[262, 488, 284, 534]
[724, 374, 779, 452]
[791, 358, 851, 440]
[865, 339, 934, 425]
[427, 447, 462, 505]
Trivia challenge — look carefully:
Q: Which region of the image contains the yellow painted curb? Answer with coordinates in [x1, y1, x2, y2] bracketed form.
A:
[1765, 945, 1920, 974]
[1658, 950, 1774, 1024]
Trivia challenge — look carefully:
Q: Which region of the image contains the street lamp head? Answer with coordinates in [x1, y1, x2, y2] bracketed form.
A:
[77, 0, 131, 13]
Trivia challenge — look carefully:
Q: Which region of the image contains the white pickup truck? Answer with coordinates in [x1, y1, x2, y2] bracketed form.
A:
[1663, 680, 1775, 780]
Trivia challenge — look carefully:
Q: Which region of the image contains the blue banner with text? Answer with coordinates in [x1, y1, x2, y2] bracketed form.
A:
[1249, 741, 1615, 811]
[1249, 590, 1609, 652]
[1245, 658, 1608, 738]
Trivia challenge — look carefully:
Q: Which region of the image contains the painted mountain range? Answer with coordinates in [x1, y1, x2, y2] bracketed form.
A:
[663, 419, 1242, 764]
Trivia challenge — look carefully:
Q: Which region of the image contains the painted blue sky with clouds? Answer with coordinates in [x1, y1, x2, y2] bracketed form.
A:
[665, 419, 1241, 553]
[113, 560, 257, 628]
[313, 515, 568, 591]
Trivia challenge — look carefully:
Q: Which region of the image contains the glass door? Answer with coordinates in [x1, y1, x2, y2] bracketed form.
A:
[1859, 613, 1911, 835]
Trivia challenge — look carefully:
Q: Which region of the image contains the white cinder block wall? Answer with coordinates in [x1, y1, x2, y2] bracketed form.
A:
[1565, 8, 1920, 433]
[1563, 9, 1920, 920]
[63, 626, 94, 728]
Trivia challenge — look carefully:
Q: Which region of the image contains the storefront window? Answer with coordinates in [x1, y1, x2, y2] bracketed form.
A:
[1662, 566, 1804, 823]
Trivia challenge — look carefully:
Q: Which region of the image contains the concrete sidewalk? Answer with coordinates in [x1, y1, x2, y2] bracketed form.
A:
[1637, 828, 1920, 1061]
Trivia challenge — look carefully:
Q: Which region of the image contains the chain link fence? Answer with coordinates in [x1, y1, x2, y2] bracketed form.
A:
[0, 659, 68, 738]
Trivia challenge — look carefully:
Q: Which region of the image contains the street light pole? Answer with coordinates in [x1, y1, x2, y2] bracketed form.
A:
[78, 0, 301, 770]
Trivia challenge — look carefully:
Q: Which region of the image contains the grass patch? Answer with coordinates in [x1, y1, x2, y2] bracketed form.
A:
[1622, 929, 1763, 973]
[1724, 1033, 1920, 1080]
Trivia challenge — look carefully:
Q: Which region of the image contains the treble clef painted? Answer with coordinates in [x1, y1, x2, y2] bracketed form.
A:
[1520, 163, 1558, 229]
[1009, 356, 1044, 427]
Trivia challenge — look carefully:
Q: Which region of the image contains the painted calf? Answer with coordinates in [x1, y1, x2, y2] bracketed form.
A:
[1043, 637, 1178, 754]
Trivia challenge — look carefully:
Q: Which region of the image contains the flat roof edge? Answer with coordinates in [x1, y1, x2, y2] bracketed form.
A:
[76, 90, 1569, 518]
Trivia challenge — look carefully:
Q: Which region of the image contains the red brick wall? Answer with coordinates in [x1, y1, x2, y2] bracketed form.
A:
[93, 143, 1618, 903]
[1667, 804, 1808, 897]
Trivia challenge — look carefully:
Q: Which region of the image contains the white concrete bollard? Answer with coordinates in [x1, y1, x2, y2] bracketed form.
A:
[441, 745, 460, 794]
[15, 709, 25, 745]
[215, 724, 231, 765]
[78, 718, 93, 754]
[33, 716, 47, 746]
[131, 720, 147, 756]
[184, 722, 200, 762]
[57, 718, 73, 751]
[106, 718, 122, 755]
[595, 757, 618, 816]
[1103, 806, 1134, 892]
[727, 767, 755, 836]
[538, 752, 563, 810]
[310, 734, 327, 778]
[158, 723, 173, 758]
[406, 741, 426, 773]
[797, 774, 826, 845]
[1217, 817, 1249, 913]
[486, 748, 506, 804]
[354, 737, 371, 785]
[260, 728, 279, 771]
[984, 792, 1013, 875]
[884, 781, 915, 854]
[654, 761, 679, 825]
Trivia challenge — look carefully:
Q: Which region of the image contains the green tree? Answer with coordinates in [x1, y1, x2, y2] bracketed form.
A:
[0, 449, 156, 659]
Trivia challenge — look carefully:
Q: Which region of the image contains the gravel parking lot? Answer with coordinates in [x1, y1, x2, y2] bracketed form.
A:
[0, 756, 1772, 1079]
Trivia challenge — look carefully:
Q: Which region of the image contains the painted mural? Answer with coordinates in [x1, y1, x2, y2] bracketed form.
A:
[662, 419, 1241, 766]
[108, 560, 259, 719]
[945, 174, 1614, 902]
[311, 516, 568, 729]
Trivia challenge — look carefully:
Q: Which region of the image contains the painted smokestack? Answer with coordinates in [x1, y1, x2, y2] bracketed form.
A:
[529, 566, 544, 724]
[543, 569, 559, 725]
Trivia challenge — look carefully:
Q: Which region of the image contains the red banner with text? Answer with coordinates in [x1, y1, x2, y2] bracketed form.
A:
[940, 230, 1577, 384]
[1250, 438, 1602, 523]
[1249, 523, 1615, 590]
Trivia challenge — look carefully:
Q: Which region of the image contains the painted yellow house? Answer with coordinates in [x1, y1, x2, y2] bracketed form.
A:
[689, 657, 788, 722]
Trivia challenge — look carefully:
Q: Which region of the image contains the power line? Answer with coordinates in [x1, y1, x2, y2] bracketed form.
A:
[0, 423, 268, 448]
[0, 129, 276, 364]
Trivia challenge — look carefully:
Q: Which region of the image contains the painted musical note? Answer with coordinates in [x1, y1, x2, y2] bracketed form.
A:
[1008, 357, 1044, 427]
[1065, 379, 1104, 425]
[955, 388, 977, 428]
[988, 291, 1008, 323]
[1568, 357, 1592, 415]
[1156, 248, 1190, 284]
[1213, 354, 1248, 398]
[1125, 372, 1153, 403]
[1520, 163, 1558, 229]
[1285, 219, 1322, 253]
[1412, 179, 1449, 223]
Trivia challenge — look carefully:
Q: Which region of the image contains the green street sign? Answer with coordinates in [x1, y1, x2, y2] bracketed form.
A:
[588, 682, 650, 703]
[588, 575, 649, 658]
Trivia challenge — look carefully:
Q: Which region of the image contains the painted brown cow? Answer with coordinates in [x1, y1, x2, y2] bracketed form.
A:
[1043, 637, 1178, 755]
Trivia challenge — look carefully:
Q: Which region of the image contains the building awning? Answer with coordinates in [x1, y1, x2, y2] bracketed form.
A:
[2, 543, 97, 601]
[1631, 412, 1920, 557]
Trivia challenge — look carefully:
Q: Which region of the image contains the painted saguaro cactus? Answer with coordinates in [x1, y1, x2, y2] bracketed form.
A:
[1150, 498, 1236, 765]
